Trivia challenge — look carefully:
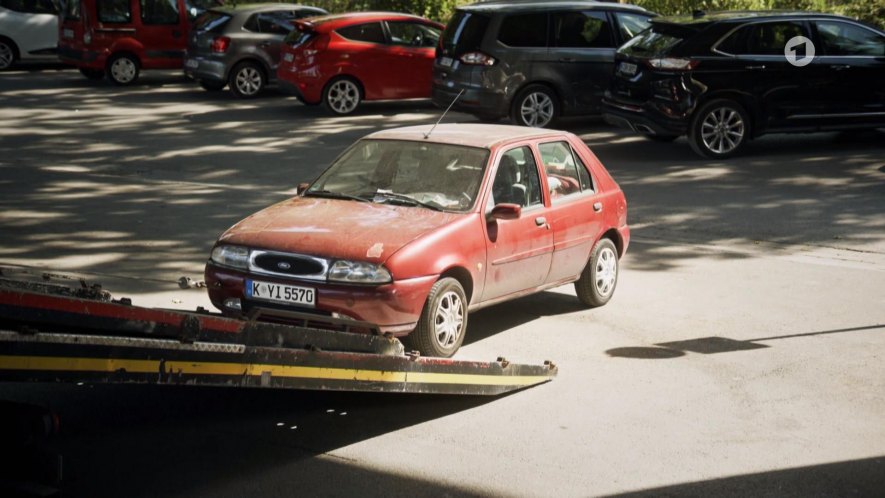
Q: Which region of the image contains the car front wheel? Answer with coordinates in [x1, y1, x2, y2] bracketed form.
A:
[575, 238, 619, 308]
[107, 54, 139, 85]
[689, 99, 750, 159]
[405, 277, 468, 358]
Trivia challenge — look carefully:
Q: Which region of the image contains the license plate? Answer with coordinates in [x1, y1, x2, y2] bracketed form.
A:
[185, 58, 199, 69]
[246, 279, 315, 307]
[618, 62, 638, 76]
[439, 56, 453, 67]
[283, 53, 294, 62]
[63, 28, 74, 39]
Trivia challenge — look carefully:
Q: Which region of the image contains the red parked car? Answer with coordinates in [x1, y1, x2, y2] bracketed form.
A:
[277, 12, 443, 114]
[205, 124, 629, 357]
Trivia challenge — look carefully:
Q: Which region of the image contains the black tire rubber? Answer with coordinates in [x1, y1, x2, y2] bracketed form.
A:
[510, 84, 559, 128]
[575, 238, 619, 308]
[79, 67, 105, 80]
[644, 134, 679, 143]
[228, 61, 265, 98]
[688, 98, 751, 159]
[403, 277, 468, 358]
[199, 80, 226, 91]
[0, 38, 19, 70]
[322, 76, 363, 115]
[107, 53, 140, 85]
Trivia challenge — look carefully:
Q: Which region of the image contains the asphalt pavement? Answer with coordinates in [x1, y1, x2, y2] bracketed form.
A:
[1, 67, 883, 497]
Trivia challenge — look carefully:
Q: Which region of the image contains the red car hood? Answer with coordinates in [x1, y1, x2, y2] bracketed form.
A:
[219, 197, 463, 263]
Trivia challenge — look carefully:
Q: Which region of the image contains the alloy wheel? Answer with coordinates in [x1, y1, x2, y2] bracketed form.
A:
[701, 107, 745, 155]
[595, 246, 617, 297]
[433, 291, 464, 350]
[519, 91, 554, 127]
[326, 79, 360, 114]
[0, 42, 14, 70]
[235, 66, 263, 96]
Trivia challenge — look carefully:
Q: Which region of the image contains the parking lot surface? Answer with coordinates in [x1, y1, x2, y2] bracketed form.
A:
[1, 68, 884, 497]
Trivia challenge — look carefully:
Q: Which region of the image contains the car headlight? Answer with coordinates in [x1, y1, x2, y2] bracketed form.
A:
[328, 260, 392, 284]
[210, 245, 250, 270]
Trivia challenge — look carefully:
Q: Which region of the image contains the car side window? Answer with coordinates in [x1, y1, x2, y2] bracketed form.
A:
[97, 0, 132, 23]
[245, 12, 296, 35]
[614, 12, 651, 43]
[386, 21, 441, 48]
[491, 147, 542, 208]
[552, 10, 614, 48]
[498, 13, 548, 47]
[815, 21, 884, 56]
[336, 22, 386, 44]
[140, 0, 179, 25]
[539, 142, 593, 199]
[744, 21, 808, 55]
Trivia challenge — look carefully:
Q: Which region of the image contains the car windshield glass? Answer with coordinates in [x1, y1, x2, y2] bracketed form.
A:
[619, 24, 689, 56]
[441, 11, 490, 55]
[308, 139, 490, 212]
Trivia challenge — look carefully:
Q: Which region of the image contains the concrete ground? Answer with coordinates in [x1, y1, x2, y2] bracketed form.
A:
[1, 67, 883, 497]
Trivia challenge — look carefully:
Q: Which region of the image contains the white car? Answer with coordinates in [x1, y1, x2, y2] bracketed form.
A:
[0, 0, 60, 70]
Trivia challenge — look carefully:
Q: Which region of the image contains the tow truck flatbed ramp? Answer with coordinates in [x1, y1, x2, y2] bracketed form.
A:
[0, 277, 556, 395]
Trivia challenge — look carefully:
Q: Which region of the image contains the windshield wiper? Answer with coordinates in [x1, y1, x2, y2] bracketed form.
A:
[372, 191, 443, 211]
[304, 190, 370, 203]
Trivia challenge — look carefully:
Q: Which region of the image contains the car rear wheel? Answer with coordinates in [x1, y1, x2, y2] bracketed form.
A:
[229, 62, 265, 98]
[199, 80, 226, 92]
[405, 278, 467, 358]
[689, 99, 750, 159]
[575, 238, 619, 308]
[511, 84, 558, 128]
[79, 68, 105, 80]
[0, 39, 16, 70]
[107, 54, 139, 85]
[322, 77, 362, 115]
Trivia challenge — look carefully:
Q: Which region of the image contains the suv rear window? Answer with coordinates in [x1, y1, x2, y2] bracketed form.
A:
[498, 13, 548, 47]
[441, 11, 489, 55]
[619, 24, 689, 57]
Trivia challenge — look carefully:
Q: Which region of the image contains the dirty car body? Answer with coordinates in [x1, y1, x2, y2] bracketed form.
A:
[205, 124, 629, 357]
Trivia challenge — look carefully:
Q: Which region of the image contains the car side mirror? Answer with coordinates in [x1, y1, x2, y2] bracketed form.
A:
[488, 203, 521, 221]
[296, 182, 310, 195]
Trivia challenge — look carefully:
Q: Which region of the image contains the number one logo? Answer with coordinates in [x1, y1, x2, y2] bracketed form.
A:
[785, 36, 815, 67]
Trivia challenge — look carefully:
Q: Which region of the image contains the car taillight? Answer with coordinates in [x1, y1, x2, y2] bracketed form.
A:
[645, 58, 698, 71]
[211, 36, 230, 54]
[459, 51, 496, 66]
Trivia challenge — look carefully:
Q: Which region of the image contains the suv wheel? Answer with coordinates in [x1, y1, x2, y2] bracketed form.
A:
[322, 77, 362, 115]
[229, 62, 265, 98]
[511, 84, 558, 128]
[107, 54, 139, 85]
[0, 39, 16, 70]
[689, 99, 750, 159]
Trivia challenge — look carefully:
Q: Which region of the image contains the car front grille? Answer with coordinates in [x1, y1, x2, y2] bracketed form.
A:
[249, 250, 328, 281]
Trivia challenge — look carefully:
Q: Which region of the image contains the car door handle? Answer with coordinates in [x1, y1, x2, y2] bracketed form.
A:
[535, 217, 547, 227]
[830, 64, 850, 71]
[745, 65, 766, 70]
[593, 202, 603, 213]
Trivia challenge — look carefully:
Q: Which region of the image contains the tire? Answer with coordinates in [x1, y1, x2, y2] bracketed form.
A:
[688, 98, 750, 159]
[575, 238, 619, 308]
[199, 80, 226, 92]
[510, 84, 559, 128]
[228, 61, 265, 98]
[644, 133, 678, 143]
[107, 54, 139, 85]
[404, 278, 468, 358]
[322, 76, 362, 115]
[0, 39, 17, 70]
[79, 67, 105, 80]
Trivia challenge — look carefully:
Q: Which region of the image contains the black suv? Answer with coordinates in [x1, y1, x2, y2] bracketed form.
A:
[432, 0, 654, 127]
[603, 11, 885, 158]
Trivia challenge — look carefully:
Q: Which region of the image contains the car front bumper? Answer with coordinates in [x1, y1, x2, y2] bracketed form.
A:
[205, 262, 438, 336]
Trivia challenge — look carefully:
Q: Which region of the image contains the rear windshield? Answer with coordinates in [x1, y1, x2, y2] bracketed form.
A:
[193, 10, 230, 33]
[441, 11, 490, 56]
[618, 24, 692, 57]
[63, 0, 81, 20]
[284, 24, 315, 46]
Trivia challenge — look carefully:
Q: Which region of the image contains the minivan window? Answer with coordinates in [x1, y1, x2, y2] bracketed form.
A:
[336, 22, 386, 44]
[615, 12, 651, 42]
[553, 11, 613, 48]
[498, 13, 548, 47]
[815, 21, 884, 56]
[63, 0, 81, 20]
[441, 11, 489, 55]
[97, 0, 132, 23]
[141, 0, 179, 25]
[745, 21, 806, 55]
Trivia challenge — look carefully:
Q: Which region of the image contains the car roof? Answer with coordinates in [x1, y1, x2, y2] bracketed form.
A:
[652, 10, 859, 28]
[366, 124, 571, 149]
[305, 11, 437, 29]
[459, 0, 648, 14]
[212, 3, 324, 15]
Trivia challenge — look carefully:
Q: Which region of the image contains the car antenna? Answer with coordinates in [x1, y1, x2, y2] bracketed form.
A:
[424, 89, 465, 139]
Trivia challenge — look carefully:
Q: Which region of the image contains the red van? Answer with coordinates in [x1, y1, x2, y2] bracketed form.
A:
[58, 0, 220, 84]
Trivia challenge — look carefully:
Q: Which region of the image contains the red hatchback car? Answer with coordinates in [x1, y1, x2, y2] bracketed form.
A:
[205, 124, 629, 357]
[277, 12, 443, 114]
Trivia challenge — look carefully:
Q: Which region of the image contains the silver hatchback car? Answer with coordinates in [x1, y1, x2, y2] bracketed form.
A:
[184, 3, 326, 98]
